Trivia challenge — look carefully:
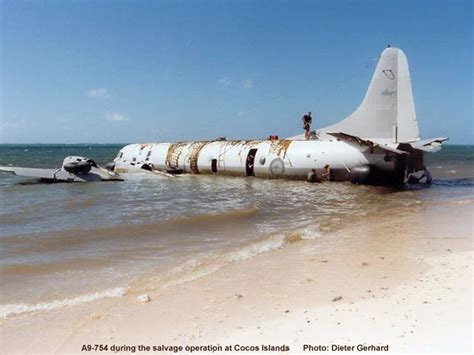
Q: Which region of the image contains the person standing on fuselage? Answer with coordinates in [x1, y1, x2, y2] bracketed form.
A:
[302, 112, 312, 140]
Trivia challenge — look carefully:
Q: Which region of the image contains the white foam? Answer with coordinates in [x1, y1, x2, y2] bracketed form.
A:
[298, 224, 321, 240]
[166, 263, 222, 286]
[0, 287, 126, 319]
[163, 238, 287, 287]
[164, 224, 321, 287]
[227, 236, 286, 262]
[232, 224, 321, 261]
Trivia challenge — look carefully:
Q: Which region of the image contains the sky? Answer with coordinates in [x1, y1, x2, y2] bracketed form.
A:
[0, 0, 472, 144]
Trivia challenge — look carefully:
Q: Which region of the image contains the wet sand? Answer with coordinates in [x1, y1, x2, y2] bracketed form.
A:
[1, 202, 472, 354]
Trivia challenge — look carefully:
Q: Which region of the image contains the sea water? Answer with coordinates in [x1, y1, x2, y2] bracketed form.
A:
[0, 144, 472, 318]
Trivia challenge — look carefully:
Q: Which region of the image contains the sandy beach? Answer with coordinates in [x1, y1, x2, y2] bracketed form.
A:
[1, 197, 472, 354]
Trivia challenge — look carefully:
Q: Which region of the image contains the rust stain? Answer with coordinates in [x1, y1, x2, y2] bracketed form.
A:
[187, 141, 209, 174]
[162, 139, 293, 171]
[269, 139, 292, 158]
[165, 142, 188, 169]
[139, 143, 152, 151]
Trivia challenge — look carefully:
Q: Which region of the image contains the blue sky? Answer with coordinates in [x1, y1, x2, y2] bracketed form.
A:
[1, 0, 472, 144]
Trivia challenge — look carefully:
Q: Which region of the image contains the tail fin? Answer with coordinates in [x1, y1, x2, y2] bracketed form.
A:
[318, 47, 420, 143]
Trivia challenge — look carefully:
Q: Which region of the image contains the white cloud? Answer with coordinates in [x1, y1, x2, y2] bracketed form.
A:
[86, 88, 110, 99]
[242, 79, 254, 89]
[105, 112, 128, 122]
[217, 77, 232, 87]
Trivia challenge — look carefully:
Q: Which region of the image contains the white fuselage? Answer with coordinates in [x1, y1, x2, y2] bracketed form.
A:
[113, 139, 396, 181]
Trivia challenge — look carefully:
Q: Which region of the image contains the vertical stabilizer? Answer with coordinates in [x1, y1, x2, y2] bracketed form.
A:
[317, 47, 420, 143]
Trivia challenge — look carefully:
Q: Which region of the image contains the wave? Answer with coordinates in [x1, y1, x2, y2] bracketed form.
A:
[162, 224, 321, 287]
[227, 225, 319, 262]
[0, 287, 126, 319]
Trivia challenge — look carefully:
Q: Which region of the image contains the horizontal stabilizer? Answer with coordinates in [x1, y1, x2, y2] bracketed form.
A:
[409, 137, 448, 153]
[327, 132, 408, 155]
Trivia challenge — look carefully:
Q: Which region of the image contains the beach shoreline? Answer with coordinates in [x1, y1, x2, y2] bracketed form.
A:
[1, 200, 472, 354]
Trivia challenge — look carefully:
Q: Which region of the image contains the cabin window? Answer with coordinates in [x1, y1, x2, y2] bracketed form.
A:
[211, 159, 218, 174]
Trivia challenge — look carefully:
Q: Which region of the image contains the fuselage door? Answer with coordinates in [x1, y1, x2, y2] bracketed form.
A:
[246, 149, 257, 176]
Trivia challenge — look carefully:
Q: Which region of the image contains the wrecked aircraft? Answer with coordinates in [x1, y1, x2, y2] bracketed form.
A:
[110, 46, 447, 185]
[0, 47, 447, 185]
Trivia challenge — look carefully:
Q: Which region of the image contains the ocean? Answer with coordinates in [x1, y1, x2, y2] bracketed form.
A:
[0, 144, 473, 318]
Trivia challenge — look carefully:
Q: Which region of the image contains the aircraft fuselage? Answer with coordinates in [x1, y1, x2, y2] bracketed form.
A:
[113, 139, 403, 183]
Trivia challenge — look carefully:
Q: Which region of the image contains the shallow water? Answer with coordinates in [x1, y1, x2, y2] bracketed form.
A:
[0, 144, 472, 318]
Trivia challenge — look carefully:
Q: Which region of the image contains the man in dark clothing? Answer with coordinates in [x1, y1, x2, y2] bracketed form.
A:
[307, 169, 319, 183]
[302, 112, 312, 140]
